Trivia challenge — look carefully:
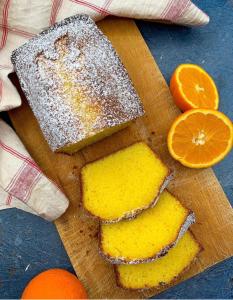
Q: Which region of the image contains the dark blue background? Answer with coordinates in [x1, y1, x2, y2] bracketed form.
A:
[0, 0, 232, 298]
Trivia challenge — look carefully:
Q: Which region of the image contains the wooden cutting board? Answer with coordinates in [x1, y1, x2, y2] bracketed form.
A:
[9, 18, 233, 299]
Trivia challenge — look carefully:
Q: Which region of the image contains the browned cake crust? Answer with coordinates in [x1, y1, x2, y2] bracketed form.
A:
[80, 143, 173, 223]
[114, 231, 203, 290]
[99, 206, 195, 264]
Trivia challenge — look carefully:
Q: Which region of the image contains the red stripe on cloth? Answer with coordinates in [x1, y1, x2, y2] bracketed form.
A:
[0, 141, 41, 171]
[24, 172, 42, 203]
[160, 0, 173, 18]
[101, 0, 113, 16]
[5, 161, 26, 192]
[0, 24, 35, 38]
[50, 0, 63, 25]
[68, 0, 110, 15]
[0, 140, 63, 193]
[50, 0, 57, 25]
[0, 0, 11, 49]
[8, 163, 41, 203]
[104, 0, 112, 7]
[164, 0, 191, 21]
[5, 193, 12, 205]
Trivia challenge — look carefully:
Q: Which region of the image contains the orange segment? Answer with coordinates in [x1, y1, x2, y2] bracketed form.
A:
[170, 64, 219, 111]
[168, 109, 233, 168]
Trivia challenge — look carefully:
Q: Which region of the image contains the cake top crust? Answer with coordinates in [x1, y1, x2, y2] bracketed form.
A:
[11, 14, 144, 151]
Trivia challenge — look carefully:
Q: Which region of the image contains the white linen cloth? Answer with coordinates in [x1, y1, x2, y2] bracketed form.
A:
[0, 120, 69, 221]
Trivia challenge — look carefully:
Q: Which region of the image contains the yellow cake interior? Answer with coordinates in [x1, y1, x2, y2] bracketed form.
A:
[100, 190, 191, 262]
[81, 142, 169, 222]
[116, 231, 200, 289]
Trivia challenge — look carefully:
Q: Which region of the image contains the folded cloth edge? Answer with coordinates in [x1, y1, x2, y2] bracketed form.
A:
[0, 119, 69, 221]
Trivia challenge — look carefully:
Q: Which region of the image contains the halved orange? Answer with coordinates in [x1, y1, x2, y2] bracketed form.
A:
[170, 64, 219, 111]
[168, 109, 233, 168]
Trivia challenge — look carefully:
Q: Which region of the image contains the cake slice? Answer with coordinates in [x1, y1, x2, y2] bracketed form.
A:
[99, 190, 195, 264]
[11, 15, 144, 154]
[81, 142, 172, 223]
[115, 231, 201, 290]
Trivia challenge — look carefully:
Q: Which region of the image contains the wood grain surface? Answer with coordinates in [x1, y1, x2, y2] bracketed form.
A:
[8, 18, 233, 299]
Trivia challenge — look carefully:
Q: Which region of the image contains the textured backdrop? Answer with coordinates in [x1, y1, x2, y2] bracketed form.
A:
[0, 0, 232, 298]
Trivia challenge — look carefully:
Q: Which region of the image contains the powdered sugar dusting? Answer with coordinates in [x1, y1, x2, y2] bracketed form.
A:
[11, 15, 144, 152]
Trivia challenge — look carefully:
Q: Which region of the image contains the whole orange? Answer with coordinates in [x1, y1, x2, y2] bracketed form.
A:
[21, 269, 88, 299]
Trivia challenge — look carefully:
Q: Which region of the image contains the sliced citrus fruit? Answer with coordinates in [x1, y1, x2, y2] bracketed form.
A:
[170, 64, 219, 111]
[168, 109, 233, 168]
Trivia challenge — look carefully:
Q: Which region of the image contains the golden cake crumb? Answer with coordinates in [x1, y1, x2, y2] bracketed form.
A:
[116, 231, 201, 290]
[100, 190, 195, 264]
[81, 142, 172, 223]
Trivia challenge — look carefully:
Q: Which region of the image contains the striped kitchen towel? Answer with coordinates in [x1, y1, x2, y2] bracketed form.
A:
[0, 119, 69, 221]
[0, 0, 208, 219]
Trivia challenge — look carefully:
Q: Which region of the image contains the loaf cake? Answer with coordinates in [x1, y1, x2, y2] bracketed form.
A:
[81, 142, 172, 223]
[11, 15, 144, 154]
[115, 231, 201, 290]
[99, 190, 195, 264]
